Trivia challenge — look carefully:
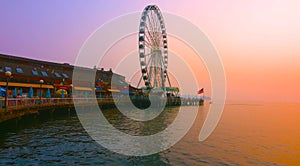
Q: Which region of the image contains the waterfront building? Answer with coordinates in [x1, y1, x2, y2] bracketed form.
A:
[0, 54, 130, 98]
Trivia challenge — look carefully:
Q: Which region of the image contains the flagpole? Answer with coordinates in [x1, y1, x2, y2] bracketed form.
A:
[197, 88, 204, 105]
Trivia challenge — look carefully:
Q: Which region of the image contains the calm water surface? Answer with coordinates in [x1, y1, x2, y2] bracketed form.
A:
[1, 102, 300, 165]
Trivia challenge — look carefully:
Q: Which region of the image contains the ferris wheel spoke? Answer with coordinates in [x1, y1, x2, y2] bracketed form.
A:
[145, 53, 153, 67]
[152, 12, 158, 33]
[156, 27, 163, 45]
[147, 13, 158, 47]
[153, 17, 160, 42]
[145, 42, 153, 49]
[154, 32, 159, 47]
[145, 23, 155, 47]
[142, 53, 150, 66]
[145, 53, 151, 58]
[156, 15, 161, 32]
[155, 33, 162, 47]
[156, 32, 162, 47]
[155, 15, 163, 46]
[151, 17, 159, 47]
[146, 14, 154, 35]
[144, 27, 152, 45]
[145, 33, 153, 48]
[145, 41, 152, 48]
[149, 11, 156, 33]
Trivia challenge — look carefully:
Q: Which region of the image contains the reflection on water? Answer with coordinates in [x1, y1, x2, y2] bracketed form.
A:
[102, 106, 179, 136]
[1, 102, 300, 165]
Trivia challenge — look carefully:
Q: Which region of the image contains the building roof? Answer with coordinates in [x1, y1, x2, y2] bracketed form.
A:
[0, 53, 126, 87]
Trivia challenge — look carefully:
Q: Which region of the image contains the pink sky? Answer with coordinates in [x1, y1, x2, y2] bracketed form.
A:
[0, 0, 299, 102]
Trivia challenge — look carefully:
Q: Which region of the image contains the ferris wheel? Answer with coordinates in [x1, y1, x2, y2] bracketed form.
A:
[137, 5, 171, 92]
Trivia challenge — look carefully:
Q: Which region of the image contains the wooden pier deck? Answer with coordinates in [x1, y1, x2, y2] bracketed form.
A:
[0, 97, 203, 123]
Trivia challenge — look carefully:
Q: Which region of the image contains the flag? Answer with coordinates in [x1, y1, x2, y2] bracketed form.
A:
[198, 88, 204, 94]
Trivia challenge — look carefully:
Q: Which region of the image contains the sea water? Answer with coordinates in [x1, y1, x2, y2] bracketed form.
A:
[0, 101, 299, 165]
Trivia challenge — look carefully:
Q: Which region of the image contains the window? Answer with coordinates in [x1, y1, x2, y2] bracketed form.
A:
[32, 70, 39, 76]
[0, 66, 3, 72]
[41, 71, 48, 77]
[54, 72, 61, 78]
[16, 68, 24, 74]
[62, 73, 69, 78]
[5, 67, 12, 72]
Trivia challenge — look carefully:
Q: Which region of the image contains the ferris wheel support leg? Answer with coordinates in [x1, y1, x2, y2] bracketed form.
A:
[166, 72, 172, 88]
[154, 68, 157, 88]
[137, 75, 143, 88]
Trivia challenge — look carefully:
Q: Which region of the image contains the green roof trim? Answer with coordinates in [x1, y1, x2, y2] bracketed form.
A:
[166, 87, 179, 92]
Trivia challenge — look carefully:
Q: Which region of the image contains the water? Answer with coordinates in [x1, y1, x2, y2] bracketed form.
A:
[1, 102, 300, 165]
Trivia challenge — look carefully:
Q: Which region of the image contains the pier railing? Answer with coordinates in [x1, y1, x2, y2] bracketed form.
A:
[0, 96, 202, 111]
[0, 97, 203, 123]
[0, 98, 116, 110]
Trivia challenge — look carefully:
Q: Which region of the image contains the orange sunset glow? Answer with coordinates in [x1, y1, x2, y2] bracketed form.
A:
[92, 0, 300, 102]
[1, 1, 300, 165]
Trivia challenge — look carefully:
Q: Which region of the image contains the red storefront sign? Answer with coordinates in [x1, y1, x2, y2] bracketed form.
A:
[57, 86, 70, 90]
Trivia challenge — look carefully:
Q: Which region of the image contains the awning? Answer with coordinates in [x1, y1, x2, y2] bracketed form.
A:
[120, 90, 133, 94]
[108, 89, 120, 93]
[0, 82, 54, 89]
[74, 86, 92, 91]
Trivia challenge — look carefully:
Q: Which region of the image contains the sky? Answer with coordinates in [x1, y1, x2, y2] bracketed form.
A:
[0, 0, 299, 102]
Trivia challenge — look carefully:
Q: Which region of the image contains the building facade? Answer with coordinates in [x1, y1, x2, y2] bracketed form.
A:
[0, 54, 129, 98]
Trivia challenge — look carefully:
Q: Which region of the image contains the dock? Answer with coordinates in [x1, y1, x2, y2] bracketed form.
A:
[0, 97, 203, 123]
